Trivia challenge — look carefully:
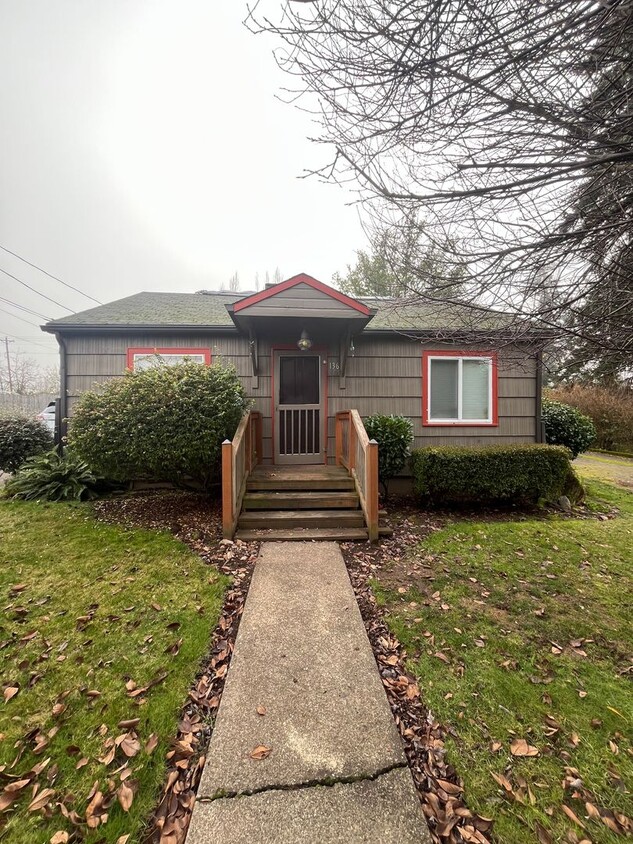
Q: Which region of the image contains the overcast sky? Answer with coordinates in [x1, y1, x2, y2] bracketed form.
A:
[0, 1, 365, 369]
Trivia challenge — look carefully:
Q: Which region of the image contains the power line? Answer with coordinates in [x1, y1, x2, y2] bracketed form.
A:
[0, 266, 74, 312]
[0, 329, 56, 352]
[0, 243, 102, 305]
[0, 297, 51, 320]
[0, 306, 42, 329]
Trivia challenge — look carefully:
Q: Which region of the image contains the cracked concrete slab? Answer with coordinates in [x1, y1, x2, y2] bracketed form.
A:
[188, 766, 429, 844]
[197, 542, 405, 798]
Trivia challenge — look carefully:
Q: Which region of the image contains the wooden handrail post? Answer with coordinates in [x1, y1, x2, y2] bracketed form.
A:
[366, 439, 379, 543]
[221, 439, 234, 539]
[256, 412, 263, 465]
[335, 414, 343, 466]
[349, 416, 356, 472]
[246, 415, 252, 473]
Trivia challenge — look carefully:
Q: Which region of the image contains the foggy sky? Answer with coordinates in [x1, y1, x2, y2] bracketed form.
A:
[0, 1, 365, 368]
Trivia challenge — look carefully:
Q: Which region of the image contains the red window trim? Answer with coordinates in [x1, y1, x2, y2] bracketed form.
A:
[422, 350, 498, 427]
[126, 347, 212, 370]
[233, 273, 371, 316]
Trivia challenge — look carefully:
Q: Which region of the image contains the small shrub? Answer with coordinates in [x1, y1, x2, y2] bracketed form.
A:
[4, 450, 101, 501]
[411, 444, 582, 505]
[68, 362, 248, 489]
[364, 414, 413, 497]
[541, 399, 596, 458]
[546, 384, 633, 451]
[0, 415, 53, 474]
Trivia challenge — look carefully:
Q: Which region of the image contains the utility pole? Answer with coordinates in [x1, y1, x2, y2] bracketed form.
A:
[3, 336, 13, 393]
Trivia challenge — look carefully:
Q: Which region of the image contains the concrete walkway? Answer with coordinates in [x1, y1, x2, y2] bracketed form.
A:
[187, 542, 430, 844]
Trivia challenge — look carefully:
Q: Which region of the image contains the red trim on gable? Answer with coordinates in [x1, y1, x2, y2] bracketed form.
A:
[233, 273, 371, 316]
[421, 350, 498, 427]
[126, 347, 212, 370]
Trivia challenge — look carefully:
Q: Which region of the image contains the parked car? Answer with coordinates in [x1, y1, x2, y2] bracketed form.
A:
[37, 401, 56, 435]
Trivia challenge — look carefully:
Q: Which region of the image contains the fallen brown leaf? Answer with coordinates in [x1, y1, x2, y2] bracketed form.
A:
[250, 744, 272, 760]
[510, 738, 539, 757]
[117, 780, 134, 812]
[28, 787, 56, 812]
[561, 804, 586, 829]
[3, 686, 19, 702]
[145, 733, 158, 755]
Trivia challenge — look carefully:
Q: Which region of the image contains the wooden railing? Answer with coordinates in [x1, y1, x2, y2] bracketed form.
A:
[222, 410, 263, 539]
[335, 410, 379, 542]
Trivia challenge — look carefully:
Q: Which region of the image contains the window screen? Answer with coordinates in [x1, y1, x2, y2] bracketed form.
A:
[462, 359, 490, 419]
[429, 358, 458, 419]
[133, 353, 206, 371]
[279, 356, 320, 405]
[428, 355, 492, 422]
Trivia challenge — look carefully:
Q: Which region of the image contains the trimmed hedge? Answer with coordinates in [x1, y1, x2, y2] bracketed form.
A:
[0, 415, 53, 474]
[411, 444, 583, 505]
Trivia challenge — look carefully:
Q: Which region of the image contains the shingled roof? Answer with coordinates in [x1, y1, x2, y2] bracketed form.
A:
[42, 289, 514, 333]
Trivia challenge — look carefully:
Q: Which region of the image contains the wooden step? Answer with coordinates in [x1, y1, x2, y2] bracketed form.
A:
[247, 467, 355, 491]
[238, 509, 366, 529]
[247, 477, 355, 491]
[243, 491, 360, 510]
[234, 527, 369, 542]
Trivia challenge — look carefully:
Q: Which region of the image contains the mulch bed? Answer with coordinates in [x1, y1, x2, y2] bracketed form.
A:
[341, 510, 495, 844]
[93, 491, 260, 844]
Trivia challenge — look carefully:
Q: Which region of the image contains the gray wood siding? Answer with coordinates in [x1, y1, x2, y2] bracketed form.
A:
[239, 282, 360, 319]
[62, 330, 538, 464]
[325, 336, 537, 457]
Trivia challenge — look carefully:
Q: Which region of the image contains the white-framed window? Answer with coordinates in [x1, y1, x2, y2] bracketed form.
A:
[127, 347, 211, 371]
[423, 351, 497, 426]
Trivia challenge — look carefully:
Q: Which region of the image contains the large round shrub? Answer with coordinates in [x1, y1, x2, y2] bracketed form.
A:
[68, 362, 249, 489]
[542, 398, 596, 458]
[0, 415, 53, 473]
[364, 414, 413, 497]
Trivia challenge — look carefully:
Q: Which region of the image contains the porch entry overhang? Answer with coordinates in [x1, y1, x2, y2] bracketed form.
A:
[226, 274, 376, 465]
[226, 274, 375, 359]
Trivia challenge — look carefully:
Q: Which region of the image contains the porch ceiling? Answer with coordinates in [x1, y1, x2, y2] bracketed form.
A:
[227, 311, 373, 344]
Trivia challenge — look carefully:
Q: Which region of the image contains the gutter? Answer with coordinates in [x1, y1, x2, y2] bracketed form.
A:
[41, 323, 240, 334]
[535, 349, 544, 443]
[54, 332, 68, 452]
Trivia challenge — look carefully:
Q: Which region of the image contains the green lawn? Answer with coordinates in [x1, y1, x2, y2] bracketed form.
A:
[0, 500, 228, 843]
[373, 479, 633, 843]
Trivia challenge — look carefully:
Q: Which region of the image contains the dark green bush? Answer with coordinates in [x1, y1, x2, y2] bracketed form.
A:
[4, 450, 102, 501]
[364, 414, 413, 497]
[541, 399, 596, 458]
[0, 415, 53, 474]
[67, 362, 248, 489]
[411, 444, 583, 505]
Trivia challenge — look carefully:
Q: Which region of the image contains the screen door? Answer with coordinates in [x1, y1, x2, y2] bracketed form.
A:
[275, 353, 323, 464]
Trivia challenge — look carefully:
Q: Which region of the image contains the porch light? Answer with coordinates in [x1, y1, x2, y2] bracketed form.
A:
[297, 328, 313, 351]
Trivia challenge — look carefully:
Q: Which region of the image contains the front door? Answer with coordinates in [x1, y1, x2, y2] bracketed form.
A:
[274, 352, 323, 464]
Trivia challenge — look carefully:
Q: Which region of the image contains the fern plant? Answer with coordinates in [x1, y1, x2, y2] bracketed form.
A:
[4, 450, 102, 502]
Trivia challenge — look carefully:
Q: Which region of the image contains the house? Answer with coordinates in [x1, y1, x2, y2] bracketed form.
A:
[42, 273, 545, 540]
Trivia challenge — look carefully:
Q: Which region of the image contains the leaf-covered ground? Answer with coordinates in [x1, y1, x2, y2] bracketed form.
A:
[0, 499, 229, 843]
[368, 480, 632, 843]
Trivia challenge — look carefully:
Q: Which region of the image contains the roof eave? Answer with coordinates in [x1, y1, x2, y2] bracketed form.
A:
[41, 323, 239, 334]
